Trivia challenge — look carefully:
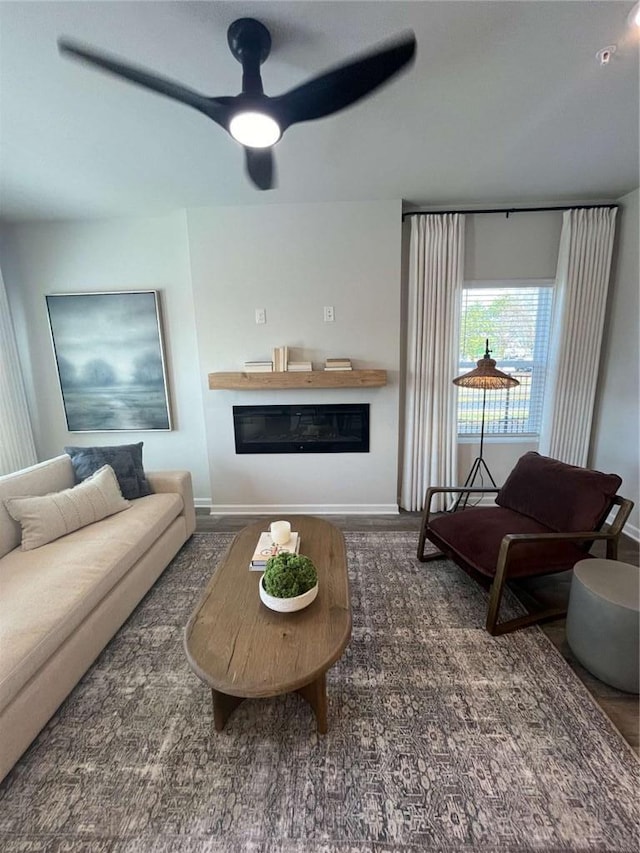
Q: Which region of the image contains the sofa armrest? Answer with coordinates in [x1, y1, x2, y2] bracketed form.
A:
[146, 471, 196, 538]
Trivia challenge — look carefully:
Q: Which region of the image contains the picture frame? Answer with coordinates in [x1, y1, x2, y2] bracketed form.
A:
[46, 290, 172, 432]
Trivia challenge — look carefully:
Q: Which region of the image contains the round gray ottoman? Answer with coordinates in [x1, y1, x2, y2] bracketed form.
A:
[566, 559, 639, 694]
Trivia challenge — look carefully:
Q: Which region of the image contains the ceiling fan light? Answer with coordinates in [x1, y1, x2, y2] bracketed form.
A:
[229, 112, 281, 148]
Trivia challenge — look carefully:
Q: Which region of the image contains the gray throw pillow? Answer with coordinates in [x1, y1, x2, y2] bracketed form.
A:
[64, 442, 151, 500]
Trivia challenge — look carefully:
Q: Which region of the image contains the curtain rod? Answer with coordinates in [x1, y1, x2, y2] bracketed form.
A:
[402, 203, 619, 219]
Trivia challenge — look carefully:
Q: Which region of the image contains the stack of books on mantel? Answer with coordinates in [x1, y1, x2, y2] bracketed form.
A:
[244, 360, 273, 373]
[249, 531, 300, 570]
[287, 361, 313, 372]
[324, 358, 353, 371]
[272, 345, 289, 372]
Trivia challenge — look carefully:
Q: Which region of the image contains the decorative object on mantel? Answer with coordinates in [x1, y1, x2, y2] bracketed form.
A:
[272, 346, 288, 372]
[208, 369, 387, 390]
[244, 360, 273, 373]
[324, 358, 353, 371]
[451, 338, 519, 509]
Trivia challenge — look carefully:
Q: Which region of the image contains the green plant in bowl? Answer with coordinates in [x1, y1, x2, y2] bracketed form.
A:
[263, 552, 317, 598]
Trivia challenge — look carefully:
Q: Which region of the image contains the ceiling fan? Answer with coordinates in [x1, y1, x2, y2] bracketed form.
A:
[58, 18, 416, 191]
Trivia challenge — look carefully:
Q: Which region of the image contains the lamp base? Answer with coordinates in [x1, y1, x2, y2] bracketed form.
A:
[453, 456, 498, 511]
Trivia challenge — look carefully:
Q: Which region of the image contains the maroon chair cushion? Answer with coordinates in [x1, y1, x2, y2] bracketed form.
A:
[429, 506, 589, 578]
[495, 452, 621, 532]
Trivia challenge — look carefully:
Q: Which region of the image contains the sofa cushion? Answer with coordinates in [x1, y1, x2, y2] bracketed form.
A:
[0, 491, 183, 714]
[495, 452, 622, 532]
[4, 465, 130, 551]
[64, 443, 151, 500]
[0, 456, 76, 560]
[429, 506, 590, 578]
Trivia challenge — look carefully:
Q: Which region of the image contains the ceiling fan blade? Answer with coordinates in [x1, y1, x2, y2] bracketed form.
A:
[58, 38, 231, 127]
[244, 147, 275, 190]
[272, 33, 416, 128]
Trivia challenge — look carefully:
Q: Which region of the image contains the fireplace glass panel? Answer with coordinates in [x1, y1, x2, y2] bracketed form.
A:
[233, 404, 369, 454]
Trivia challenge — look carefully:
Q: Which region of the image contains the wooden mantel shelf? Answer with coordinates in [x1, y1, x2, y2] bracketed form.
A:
[208, 369, 387, 390]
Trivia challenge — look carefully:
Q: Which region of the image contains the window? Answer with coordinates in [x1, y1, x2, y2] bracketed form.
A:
[457, 282, 554, 437]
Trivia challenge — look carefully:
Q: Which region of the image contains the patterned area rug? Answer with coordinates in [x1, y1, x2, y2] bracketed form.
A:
[1, 531, 638, 852]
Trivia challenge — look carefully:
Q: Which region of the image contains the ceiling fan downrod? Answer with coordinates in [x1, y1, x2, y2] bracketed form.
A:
[227, 18, 271, 95]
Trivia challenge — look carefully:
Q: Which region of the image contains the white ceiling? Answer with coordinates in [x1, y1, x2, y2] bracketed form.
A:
[1, 1, 638, 222]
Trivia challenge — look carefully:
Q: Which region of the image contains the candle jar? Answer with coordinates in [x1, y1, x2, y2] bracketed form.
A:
[270, 520, 291, 545]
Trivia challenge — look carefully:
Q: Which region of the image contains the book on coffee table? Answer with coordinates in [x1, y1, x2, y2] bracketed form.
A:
[249, 531, 300, 569]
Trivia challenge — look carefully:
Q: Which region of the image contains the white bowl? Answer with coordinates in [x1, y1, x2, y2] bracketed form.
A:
[259, 577, 318, 612]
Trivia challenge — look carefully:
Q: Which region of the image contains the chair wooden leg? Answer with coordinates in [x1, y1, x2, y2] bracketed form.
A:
[417, 524, 444, 562]
[417, 512, 429, 560]
[486, 576, 506, 634]
[486, 542, 566, 635]
[419, 549, 445, 563]
[486, 541, 510, 634]
[489, 606, 567, 636]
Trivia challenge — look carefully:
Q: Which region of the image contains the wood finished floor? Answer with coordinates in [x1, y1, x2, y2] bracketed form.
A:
[197, 509, 639, 755]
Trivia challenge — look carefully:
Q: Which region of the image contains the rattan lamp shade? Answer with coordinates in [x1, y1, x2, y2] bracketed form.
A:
[452, 340, 520, 390]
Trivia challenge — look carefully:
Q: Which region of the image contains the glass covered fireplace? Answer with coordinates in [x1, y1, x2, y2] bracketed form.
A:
[233, 403, 369, 454]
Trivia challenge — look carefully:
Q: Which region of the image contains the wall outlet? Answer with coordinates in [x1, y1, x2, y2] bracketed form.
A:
[324, 306, 335, 322]
[255, 308, 266, 325]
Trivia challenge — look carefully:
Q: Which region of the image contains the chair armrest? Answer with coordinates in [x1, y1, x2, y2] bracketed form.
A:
[608, 495, 634, 536]
[146, 470, 196, 538]
[502, 530, 616, 545]
[495, 528, 617, 586]
[500, 493, 634, 558]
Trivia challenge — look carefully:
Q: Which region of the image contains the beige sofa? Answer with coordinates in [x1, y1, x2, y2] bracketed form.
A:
[0, 454, 196, 781]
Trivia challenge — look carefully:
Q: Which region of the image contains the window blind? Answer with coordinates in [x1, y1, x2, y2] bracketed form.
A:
[457, 284, 553, 436]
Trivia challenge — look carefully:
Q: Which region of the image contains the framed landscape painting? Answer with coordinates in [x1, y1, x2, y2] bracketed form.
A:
[46, 291, 172, 432]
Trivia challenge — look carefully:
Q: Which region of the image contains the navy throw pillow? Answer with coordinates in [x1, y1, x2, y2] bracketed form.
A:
[64, 442, 152, 500]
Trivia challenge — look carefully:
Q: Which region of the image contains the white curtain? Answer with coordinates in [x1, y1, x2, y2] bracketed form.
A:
[400, 214, 465, 511]
[539, 207, 617, 466]
[0, 268, 37, 475]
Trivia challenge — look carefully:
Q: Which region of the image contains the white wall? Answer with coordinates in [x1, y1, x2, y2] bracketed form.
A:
[0, 213, 211, 502]
[186, 200, 402, 513]
[591, 188, 639, 538]
[464, 210, 563, 280]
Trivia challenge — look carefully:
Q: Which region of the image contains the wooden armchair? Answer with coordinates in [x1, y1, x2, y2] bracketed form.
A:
[417, 452, 634, 635]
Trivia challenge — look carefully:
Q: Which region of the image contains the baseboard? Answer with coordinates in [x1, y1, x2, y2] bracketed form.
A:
[208, 503, 399, 516]
[194, 498, 212, 509]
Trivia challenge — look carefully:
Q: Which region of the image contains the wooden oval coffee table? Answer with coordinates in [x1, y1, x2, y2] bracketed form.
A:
[184, 516, 351, 733]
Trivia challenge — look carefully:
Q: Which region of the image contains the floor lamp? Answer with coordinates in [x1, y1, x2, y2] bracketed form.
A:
[452, 339, 519, 510]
